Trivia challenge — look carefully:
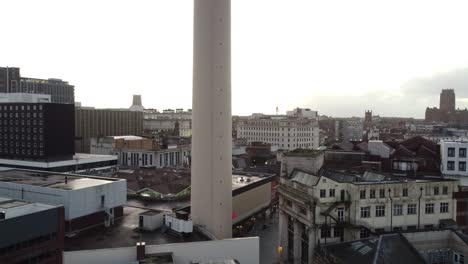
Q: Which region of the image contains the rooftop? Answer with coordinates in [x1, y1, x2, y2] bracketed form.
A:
[286, 168, 457, 186]
[231, 172, 276, 192]
[0, 153, 117, 168]
[0, 169, 121, 190]
[64, 206, 209, 252]
[111, 135, 145, 141]
[319, 234, 425, 264]
[283, 149, 323, 157]
[117, 168, 275, 195]
[140, 253, 174, 264]
[320, 229, 468, 264]
[0, 196, 58, 219]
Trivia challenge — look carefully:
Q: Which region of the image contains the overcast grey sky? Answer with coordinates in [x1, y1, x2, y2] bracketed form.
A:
[2, 0, 468, 118]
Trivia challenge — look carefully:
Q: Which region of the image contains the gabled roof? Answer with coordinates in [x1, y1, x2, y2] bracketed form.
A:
[361, 171, 394, 182]
[332, 142, 355, 151]
[416, 145, 438, 159]
[356, 142, 369, 152]
[320, 234, 425, 264]
[400, 136, 438, 153]
[373, 234, 425, 264]
[289, 169, 320, 186]
[320, 169, 359, 183]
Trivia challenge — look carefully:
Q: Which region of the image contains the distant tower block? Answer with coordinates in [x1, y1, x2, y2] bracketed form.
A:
[191, 0, 232, 239]
[440, 89, 456, 113]
[365, 110, 372, 124]
[129, 94, 144, 112]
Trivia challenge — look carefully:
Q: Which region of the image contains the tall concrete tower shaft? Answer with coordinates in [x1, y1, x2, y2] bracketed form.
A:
[191, 0, 232, 239]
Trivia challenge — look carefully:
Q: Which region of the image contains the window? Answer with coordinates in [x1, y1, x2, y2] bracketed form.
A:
[393, 204, 403, 216]
[460, 148, 467, 158]
[443, 186, 448, 195]
[286, 199, 292, 207]
[320, 189, 326, 198]
[321, 227, 331, 238]
[424, 224, 434, 230]
[406, 225, 417, 230]
[402, 188, 408, 197]
[329, 189, 335, 197]
[447, 161, 455, 171]
[407, 204, 417, 215]
[360, 207, 371, 218]
[440, 202, 449, 213]
[379, 189, 385, 198]
[360, 228, 370, 239]
[448, 147, 455, 157]
[374, 228, 385, 234]
[425, 203, 434, 214]
[460, 162, 466, 172]
[299, 206, 307, 216]
[360, 190, 366, 199]
[370, 189, 376, 199]
[376, 205, 385, 217]
[333, 227, 344, 238]
[434, 187, 439, 196]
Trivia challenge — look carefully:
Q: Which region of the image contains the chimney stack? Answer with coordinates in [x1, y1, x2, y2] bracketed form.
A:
[136, 242, 146, 261]
[191, 0, 233, 239]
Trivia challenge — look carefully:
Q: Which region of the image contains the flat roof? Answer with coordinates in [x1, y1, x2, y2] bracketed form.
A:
[0, 169, 120, 190]
[64, 206, 209, 251]
[118, 168, 275, 195]
[140, 210, 164, 216]
[0, 197, 58, 219]
[232, 173, 275, 191]
[111, 136, 145, 140]
[0, 153, 117, 168]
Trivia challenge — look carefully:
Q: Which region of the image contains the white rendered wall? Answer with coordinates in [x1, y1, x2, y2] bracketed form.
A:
[0, 179, 126, 220]
[441, 141, 468, 177]
[191, 0, 232, 239]
[63, 237, 260, 264]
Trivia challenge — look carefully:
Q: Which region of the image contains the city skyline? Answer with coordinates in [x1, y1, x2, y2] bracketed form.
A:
[2, 0, 468, 117]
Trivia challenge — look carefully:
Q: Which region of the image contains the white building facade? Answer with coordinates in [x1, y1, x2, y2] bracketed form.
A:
[278, 169, 458, 264]
[0, 169, 127, 229]
[90, 136, 191, 168]
[116, 146, 191, 168]
[63, 237, 259, 264]
[144, 109, 192, 137]
[441, 140, 468, 177]
[236, 110, 320, 150]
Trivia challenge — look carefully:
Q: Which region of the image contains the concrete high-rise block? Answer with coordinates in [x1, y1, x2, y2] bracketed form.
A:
[191, 0, 232, 239]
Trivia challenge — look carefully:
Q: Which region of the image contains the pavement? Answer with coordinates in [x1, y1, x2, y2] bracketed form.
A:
[247, 211, 279, 264]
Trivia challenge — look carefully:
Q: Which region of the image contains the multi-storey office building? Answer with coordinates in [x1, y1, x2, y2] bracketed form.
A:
[278, 157, 458, 263]
[0, 197, 65, 264]
[236, 111, 320, 150]
[0, 67, 74, 104]
[144, 108, 192, 137]
[0, 67, 20, 93]
[75, 107, 144, 153]
[441, 140, 468, 177]
[335, 118, 364, 142]
[90, 136, 191, 168]
[0, 97, 75, 161]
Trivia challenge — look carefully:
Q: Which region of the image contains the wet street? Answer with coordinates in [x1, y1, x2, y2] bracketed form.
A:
[247, 211, 279, 264]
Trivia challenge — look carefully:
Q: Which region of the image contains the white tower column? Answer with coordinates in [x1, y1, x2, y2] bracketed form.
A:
[191, 0, 232, 239]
